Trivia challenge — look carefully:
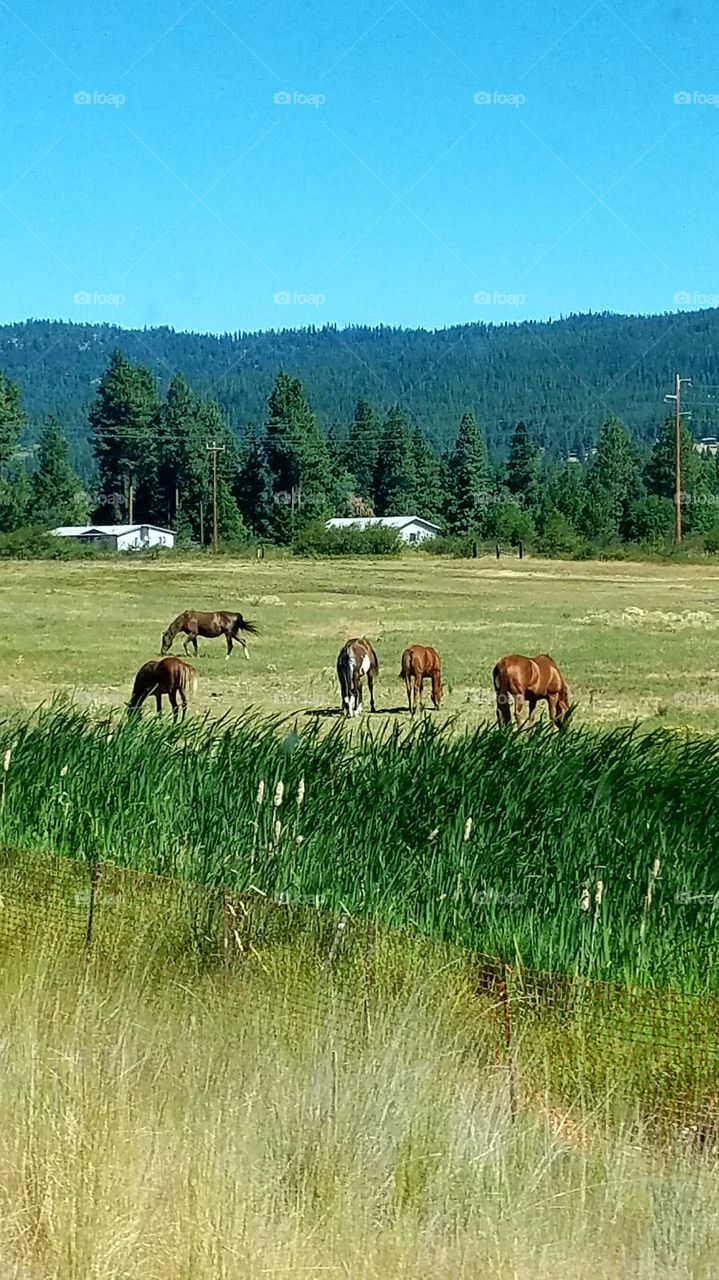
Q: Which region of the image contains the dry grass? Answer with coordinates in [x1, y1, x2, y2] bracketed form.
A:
[0, 928, 717, 1280]
[6, 551, 719, 732]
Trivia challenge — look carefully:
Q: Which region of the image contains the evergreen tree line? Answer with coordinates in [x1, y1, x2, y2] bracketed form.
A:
[2, 349, 719, 553]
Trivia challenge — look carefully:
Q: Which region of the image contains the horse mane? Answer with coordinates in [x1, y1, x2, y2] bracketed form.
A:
[163, 613, 185, 640]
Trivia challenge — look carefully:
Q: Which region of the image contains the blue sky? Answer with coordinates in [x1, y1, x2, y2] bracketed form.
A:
[2, 0, 718, 332]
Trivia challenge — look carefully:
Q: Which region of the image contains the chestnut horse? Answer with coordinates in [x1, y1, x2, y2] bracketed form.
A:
[161, 610, 258, 659]
[400, 645, 443, 713]
[336, 638, 379, 717]
[493, 654, 573, 729]
[127, 657, 198, 721]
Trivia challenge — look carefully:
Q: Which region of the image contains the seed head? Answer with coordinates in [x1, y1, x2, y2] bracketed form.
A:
[256, 779, 266, 806]
[463, 816, 473, 843]
[580, 887, 591, 912]
[273, 819, 282, 843]
[2, 749, 11, 773]
[595, 879, 604, 907]
[60, 765, 68, 779]
[297, 777, 305, 806]
[273, 780, 284, 808]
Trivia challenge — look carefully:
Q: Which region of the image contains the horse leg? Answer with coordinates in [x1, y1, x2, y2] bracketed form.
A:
[405, 676, 412, 712]
[179, 689, 187, 722]
[183, 634, 192, 656]
[155, 692, 162, 716]
[513, 692, 525, 729]
[169, 689, 179, 722]
[226, 635, 233, 659]
[431, 673, 441, 709]
[415, 674, 423, 712]
[524, 695, 538, 731]
[547, 693, 559, 728]
[367, 671, 376, 713]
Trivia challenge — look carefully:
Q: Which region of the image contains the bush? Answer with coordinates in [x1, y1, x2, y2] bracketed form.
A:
[292, 520, 402, 557]
[0, 527, 101, 560]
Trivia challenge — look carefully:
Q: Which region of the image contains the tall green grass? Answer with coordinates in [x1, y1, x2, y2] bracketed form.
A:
[1, 703, 718, 989]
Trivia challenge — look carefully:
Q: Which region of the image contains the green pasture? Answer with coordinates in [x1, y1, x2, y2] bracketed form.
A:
[4, 551, 719, 732]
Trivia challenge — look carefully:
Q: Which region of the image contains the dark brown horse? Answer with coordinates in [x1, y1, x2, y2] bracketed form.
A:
[161, 610, 258, 659]
[493, 653, 573, 729]
[400, 644, 443, 713]
[127, 657, 198, 721]
[336, 638, 379, 717]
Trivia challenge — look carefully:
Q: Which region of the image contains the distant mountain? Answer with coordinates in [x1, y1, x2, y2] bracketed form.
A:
[3, 311, 719, 475]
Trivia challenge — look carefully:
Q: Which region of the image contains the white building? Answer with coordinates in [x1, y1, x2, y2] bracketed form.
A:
[51, 524, 175, 551]
[325, 515, 441, 545]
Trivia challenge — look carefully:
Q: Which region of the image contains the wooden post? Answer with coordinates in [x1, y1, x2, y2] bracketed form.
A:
[85, 861, 99, 949]
[495, 543, 500, 560]
[362, 917, 375, 1042]
[518, 541, 523, 560]
[499, 962, 516, 1123]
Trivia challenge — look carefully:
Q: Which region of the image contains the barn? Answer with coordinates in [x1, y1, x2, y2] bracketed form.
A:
[51, 524, 175, 551]
[325, 516, 440, 544]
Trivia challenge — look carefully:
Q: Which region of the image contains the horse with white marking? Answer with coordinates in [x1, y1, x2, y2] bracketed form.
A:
[336, 638, 379, 717]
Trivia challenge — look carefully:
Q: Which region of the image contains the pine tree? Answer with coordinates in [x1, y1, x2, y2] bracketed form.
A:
[152, 374, 208, 532]
[265, 371, 332, 537]
[412, 427, 444, 521]
[445, 412, 490, 534]
[90, 351, 160, 522]
[645, 414, 699, 503]
[31, 417, 88, 527]
[0, 466, 30, 532]
[582, 417, 641, 542]
[345, 399, 382, 503]
[373, 405, 416, 516]
[506, 421, 540, 502]
[234, 425, 275, 538]
[0, 371, 26, 472]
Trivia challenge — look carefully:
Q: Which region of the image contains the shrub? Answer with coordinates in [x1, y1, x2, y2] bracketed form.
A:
[292, 520, 402, 557]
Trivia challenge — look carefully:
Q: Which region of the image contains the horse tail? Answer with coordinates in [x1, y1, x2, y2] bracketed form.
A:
[492, 662, 503, 693]
[234, 615, 259, 636]
[176, 660, 198, 701]
[400, 648, 413, 680]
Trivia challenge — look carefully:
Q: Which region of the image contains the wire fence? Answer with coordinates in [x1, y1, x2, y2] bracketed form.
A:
[1, 845, 718, 1151]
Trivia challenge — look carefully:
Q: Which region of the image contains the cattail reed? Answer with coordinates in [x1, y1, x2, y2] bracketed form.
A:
[273, 780, 284, 808]
[463, 817, 473, 842]
[256, 779, 266, 806]
[297, 777, 305, 806]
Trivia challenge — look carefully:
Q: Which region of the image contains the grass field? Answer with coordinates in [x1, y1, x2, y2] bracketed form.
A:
[5, 550, 719, 731]
[0, 893, 717, 1280]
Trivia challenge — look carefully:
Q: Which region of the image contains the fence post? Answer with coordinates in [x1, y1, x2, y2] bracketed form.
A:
[499, 962, 517, 1123]
[518, 541, 523, 560]
[362, 917, 375, 1042]
[85, 860, 99, 949]
[222, 885, 231, 977]
[495, 543, 500, 560]
[319, 914, 348, 985]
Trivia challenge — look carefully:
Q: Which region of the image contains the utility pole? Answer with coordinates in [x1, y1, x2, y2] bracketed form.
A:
[207, 441, 225, 554]
[128, 472, 134, 525]
[664, 375, 692, 544]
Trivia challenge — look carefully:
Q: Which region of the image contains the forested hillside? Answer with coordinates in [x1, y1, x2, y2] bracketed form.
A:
[4, 310, 719, 475]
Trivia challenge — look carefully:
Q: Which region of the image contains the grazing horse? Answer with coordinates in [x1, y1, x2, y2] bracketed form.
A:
[127, 657, 197, 721]
[400, 645, 443, 713]
[336, 638, 379, 717]
[161, 610, 258, 659]
[493, 654, 573, 730]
